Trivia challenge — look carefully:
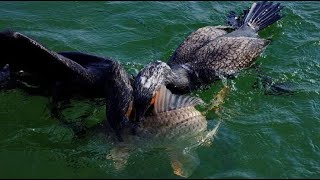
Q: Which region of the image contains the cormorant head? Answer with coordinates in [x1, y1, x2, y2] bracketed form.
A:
[133, 61, 175, 123]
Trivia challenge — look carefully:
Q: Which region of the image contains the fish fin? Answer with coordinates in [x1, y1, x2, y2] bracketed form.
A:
[106, 145, 133, 171]
[202, 121, 222, 147]
[168, 149, 200, 178]
[153, 85, 204, 114]
[202, 85, 230, 116]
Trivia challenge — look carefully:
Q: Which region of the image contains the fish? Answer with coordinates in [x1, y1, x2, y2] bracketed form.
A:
[106, 85, 222, 177]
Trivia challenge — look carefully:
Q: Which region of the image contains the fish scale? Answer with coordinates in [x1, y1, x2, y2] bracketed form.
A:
[126, 106, 207, 144]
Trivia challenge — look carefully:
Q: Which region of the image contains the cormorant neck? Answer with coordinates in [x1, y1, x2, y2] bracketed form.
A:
[167, 64, 193, 94]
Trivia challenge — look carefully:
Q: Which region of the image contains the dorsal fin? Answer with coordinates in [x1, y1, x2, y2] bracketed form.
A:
[153, 85, 204, 114]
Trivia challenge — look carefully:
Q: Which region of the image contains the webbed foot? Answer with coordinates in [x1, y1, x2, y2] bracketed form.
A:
[253, 75, 295, 95]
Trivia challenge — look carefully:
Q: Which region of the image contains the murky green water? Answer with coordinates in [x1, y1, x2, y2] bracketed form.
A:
[0, 1, 319, 178]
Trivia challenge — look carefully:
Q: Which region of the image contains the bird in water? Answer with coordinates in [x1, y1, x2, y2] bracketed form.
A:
[133, 1, 285, 123]
[0, 1, 290, 145]
[0, 1, 285, 177]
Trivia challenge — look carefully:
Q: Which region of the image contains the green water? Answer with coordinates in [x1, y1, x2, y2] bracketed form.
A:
[0, 1, 319, 178]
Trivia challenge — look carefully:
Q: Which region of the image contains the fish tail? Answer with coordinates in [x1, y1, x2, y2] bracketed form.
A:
[206, 120, 222, 140]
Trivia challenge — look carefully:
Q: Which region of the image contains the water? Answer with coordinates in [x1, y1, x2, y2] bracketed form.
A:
[0, 1, 319, 178]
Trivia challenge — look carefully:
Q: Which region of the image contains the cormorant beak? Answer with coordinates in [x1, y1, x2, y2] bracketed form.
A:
[134, 97, 151, 123]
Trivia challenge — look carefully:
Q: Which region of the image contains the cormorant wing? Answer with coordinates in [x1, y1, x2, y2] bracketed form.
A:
[168, 26, 233, 66]
[192, 36, 269, 78]
[0, 30, 95, 84]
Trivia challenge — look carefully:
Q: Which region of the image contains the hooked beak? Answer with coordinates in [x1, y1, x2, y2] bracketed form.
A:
[134, 99, 150, 123]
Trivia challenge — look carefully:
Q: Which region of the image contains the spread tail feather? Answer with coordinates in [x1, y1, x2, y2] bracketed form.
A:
[227, 1, 284, 32]
[243, 1, 284, 32]
[153, 85, 204, 114]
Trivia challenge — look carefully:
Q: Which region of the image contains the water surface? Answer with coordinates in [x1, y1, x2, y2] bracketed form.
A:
[0, 1, 319, 178]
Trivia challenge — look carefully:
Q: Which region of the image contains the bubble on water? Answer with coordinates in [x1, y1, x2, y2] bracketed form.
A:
[291, 71, 297, 77]
[277, 22, 283, 28]
[229, 80, 237, 91]
[308, 79, 316, 84]
[27, 128, 36, 132]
